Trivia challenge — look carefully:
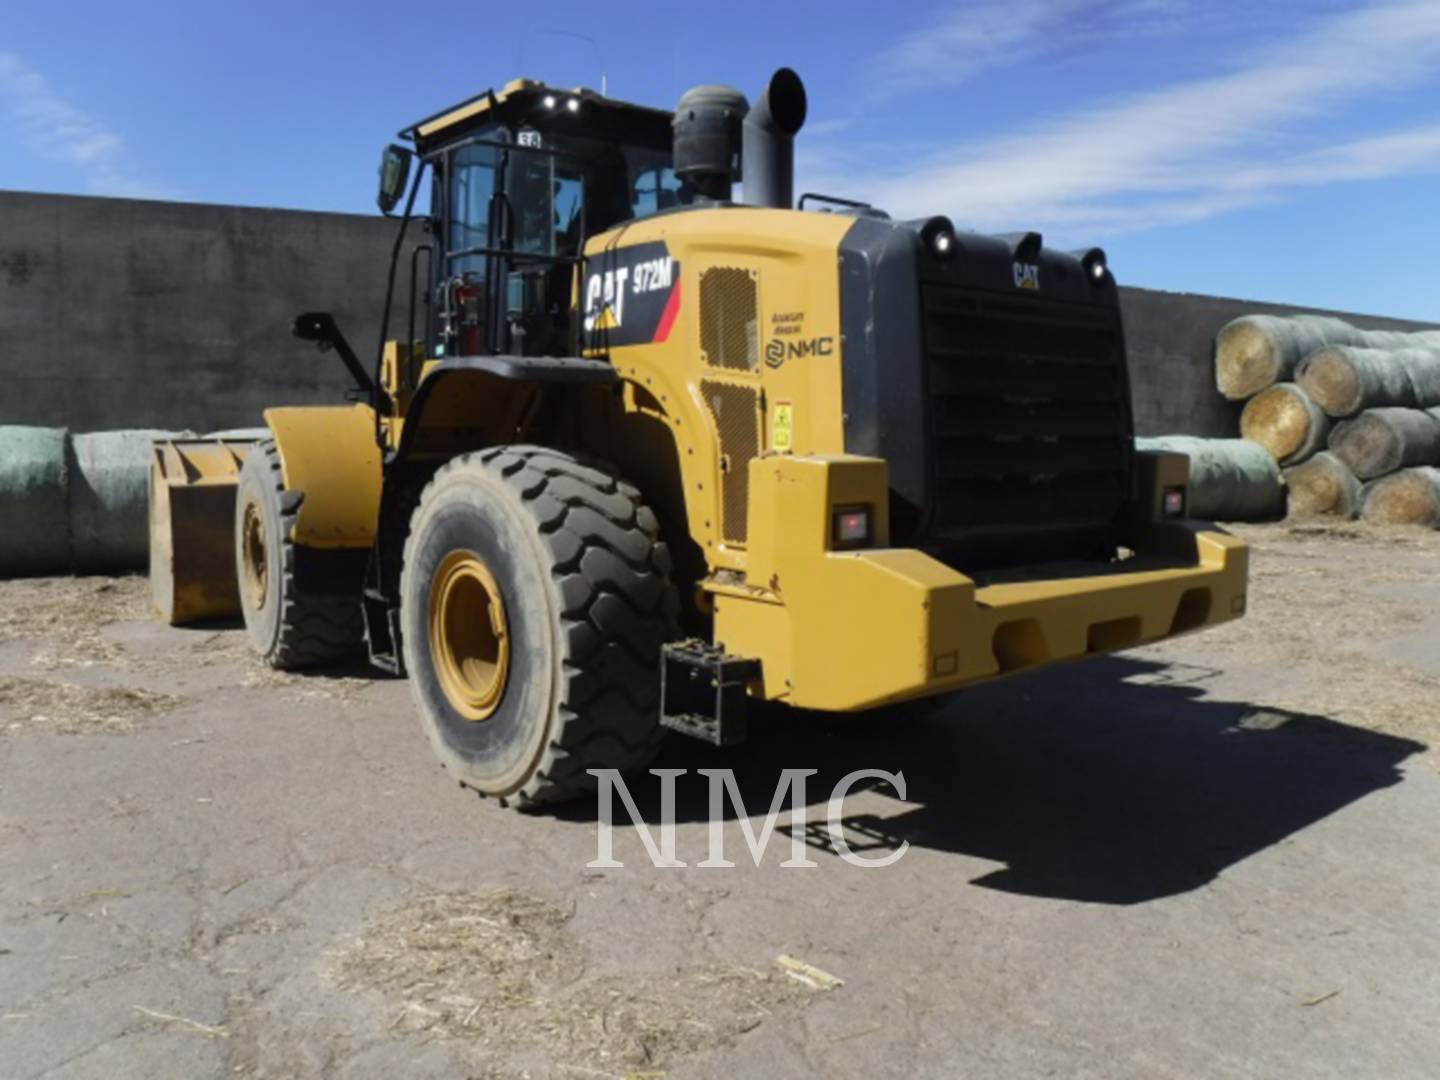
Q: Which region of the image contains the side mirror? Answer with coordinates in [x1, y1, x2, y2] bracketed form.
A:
[377, 144, 413, 215]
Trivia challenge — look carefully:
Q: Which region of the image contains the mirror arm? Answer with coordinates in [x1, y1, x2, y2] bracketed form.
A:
[292, 312, 390, 410]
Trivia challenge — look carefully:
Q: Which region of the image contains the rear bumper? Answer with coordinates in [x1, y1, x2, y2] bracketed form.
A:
[960, 527, 1245, 688]
[712, 520, 1247, 713]
[709, 453, 1248, 712]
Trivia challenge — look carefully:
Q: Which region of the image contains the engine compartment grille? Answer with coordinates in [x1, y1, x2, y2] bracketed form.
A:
[921, 284, 1133, 568]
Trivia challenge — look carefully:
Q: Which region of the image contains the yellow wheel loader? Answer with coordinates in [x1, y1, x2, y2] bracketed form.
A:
[218, 68, 1247, 807]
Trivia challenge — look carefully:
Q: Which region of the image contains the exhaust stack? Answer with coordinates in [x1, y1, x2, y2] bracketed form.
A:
[742, 68, 807, 209]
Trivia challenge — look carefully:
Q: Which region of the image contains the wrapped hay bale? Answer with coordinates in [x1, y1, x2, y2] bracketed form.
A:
[1239, 383, 1331, 464]
[1327, 407, 1440, 481]
[1283, 451, 1362, 519]
[0, 426, 70, 575]
[69, 430, 177, 571]
[1361, 466, 1440, 527]
[1216, 314, 1440, 401]
[1136, 435, 1286, 521]
[1, 427, 187, 575]
[1295, 345, 1440, 417]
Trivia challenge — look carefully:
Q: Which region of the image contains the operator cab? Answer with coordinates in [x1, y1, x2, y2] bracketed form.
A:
[386, 79, 682, 361]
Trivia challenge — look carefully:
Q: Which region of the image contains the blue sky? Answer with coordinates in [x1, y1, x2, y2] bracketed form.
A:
[3, 0, 1439, 319]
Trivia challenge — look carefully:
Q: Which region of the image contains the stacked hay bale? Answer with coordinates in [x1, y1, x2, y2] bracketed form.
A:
[1239, 383, 1330, 465]
[1361, 467, 1440, 527]
[1213, 314, 1440, 526]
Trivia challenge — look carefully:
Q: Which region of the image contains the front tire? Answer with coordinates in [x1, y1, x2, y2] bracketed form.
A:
[234, 440, 365, 669]
[400, 446, 680, 808]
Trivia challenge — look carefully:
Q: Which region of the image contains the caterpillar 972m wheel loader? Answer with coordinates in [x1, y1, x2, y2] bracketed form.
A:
[229, 68, 1247, 808]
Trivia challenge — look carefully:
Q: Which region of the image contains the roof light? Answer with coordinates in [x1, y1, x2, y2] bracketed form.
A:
[566, 98, 580, 113]
[1079, 246, 1108, 284]
[919, 216, 958, 262]
[542, 94, 556, 109]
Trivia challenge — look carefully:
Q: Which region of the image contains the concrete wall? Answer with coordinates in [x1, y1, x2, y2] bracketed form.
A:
[2, 190, 1435, 438]
[0, 191, 408, 432]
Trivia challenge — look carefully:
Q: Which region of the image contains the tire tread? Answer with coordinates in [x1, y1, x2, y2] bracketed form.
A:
[248, 440, 365, 670]
[405, 445, 679, 809]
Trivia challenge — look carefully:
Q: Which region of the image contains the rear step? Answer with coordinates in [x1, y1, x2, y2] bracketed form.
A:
[660, 641, 760, 747]
[362, 587, 404, 675]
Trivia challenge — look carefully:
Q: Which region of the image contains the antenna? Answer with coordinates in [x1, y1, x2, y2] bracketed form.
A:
[533, 27, 604, 95]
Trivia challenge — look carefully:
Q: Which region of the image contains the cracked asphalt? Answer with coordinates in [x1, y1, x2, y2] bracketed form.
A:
[2, 522, 1439, 1078]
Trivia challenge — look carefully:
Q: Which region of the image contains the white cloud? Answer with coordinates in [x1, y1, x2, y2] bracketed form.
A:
[870, 0, 1081, 91]
[868, 0, 1199, 94]
[0, 52, 169, 199]
[818, 1, 1440, 241]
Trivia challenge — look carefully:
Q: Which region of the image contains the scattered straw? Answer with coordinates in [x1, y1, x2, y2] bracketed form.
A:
[0, 576, 371, 708]
[132, 1005, 229, 1038]
[1140, 522, 1440, 760]
[775, 954, 845, 991]
[0, 576, 147, 670]
[0, 676, 185, 735]
[240, 665, 372, 703]
[329, 889, 818, 1074]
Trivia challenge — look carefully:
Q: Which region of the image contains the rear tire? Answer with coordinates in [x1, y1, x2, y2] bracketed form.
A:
[235, 440, 365, 669]
[400, 445, 680, 808]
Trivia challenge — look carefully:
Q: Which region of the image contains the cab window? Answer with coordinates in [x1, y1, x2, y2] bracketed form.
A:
[506, 149, 585, 257]
[631, 165, 683, 217]
[447, 141, 499, 278]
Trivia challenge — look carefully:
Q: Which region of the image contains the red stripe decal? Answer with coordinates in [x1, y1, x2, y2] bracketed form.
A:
[652, 279, 681, 343]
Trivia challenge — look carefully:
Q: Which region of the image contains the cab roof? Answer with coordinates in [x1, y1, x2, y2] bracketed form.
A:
[401, 78, 675, 155]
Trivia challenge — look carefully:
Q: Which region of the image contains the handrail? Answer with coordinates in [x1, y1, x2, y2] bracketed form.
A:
[407, 243, 433, 383]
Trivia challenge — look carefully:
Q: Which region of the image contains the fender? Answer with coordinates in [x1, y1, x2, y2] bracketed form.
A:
[394, 354, 615, 464]
[265, 404, 382, 549]
[267, 359, 612, 548]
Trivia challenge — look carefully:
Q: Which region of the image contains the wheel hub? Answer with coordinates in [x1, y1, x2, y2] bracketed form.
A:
[429, 550, 510, 722]
[240, 499, 269, 611]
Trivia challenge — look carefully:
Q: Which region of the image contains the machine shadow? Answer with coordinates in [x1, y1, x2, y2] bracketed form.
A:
[553, 655, 1425, 905]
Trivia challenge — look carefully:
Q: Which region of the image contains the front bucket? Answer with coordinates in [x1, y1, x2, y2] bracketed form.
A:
[149, 433, 265, 625]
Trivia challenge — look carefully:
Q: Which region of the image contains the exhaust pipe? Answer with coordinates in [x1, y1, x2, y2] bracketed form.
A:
[743, 68, 807, 209]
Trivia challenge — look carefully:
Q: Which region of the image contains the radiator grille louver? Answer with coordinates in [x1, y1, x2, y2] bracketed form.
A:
[700, 379, 761, 544]
[921, 284, 1132, 567]
[698, 267, 759, 371]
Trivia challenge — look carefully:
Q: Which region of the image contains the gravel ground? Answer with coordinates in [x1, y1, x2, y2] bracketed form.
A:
[1, 522, 1437, 1078]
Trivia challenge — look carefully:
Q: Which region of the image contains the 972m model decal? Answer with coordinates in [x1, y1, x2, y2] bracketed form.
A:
[582, 241, 681, 349]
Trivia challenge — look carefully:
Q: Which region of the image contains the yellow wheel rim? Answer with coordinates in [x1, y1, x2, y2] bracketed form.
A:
[428, 550, 510, 722]
[240, 499, 269, 611]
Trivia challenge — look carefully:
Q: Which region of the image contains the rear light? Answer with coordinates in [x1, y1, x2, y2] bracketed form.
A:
[833, 506, 871, 548]
[1163, 487, 1186, 518]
